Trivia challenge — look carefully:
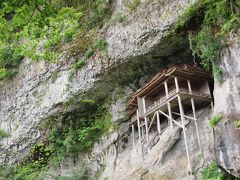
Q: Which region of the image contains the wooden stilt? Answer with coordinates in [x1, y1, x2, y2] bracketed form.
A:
[174, 77, 180, 93]
[143, 96, 147, 114]
[206, 80, 214, 110]
[156, 111, 161, 135]
[178, 95, 192, 172]
[137, 109, 141, 144]
[137, 110, 143, 159]
[132, 124, 135, 149]
[175, 77, 191, 172]
[188, 80, 202, 154]
[142, 96, 150, 152]
[144, 117, 149, 152]
[164, 80, 173, 128]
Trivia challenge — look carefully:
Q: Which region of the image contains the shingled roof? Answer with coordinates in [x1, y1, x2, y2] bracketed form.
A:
[126, 64, 212, 111]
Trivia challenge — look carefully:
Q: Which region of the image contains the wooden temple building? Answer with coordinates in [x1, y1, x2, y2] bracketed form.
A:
[126, 64, 213, 172]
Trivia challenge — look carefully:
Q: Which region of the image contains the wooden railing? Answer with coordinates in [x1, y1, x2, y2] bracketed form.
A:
[145, 88, 210, 113]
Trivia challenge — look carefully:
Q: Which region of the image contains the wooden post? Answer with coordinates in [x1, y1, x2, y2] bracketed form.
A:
[132, 124, 135, 149]
[206, 80, 211, 95]
[144, 117, 149, 152]
[175, 77, 192, 171]
[206, 80, 214, 109]
[188, 80, 202, 154]
[143, 96, 150, 152]
[137, 109, 144, 159]
[143, 96, 147, 114]
[137, 110, 141, 145]
[177, 94, 192, 172]
[174, 77, 180, 93]
[156, 111, 161, 135]
[142, 125, 144, 138]
[164, 80, 173, 128]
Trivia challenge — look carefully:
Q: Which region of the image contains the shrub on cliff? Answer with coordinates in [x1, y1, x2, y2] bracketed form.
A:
[0, 0, 112, 81]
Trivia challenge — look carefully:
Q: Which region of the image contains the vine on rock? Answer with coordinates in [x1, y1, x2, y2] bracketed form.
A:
[176, 0, 240, 82]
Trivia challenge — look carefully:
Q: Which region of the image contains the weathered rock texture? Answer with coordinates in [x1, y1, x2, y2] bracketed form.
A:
[101, 107, 214, 180]
[45, 107, 214, 180]
[213, 32, 240, 178]
[0, 0, 195, 164]
[0, 0, 240, 179]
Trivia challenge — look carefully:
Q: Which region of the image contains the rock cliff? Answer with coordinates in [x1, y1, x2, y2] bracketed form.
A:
[0, 0, 239, 179]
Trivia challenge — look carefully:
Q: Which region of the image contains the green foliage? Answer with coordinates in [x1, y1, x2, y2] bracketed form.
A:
[0, 129, 10, 138]
[0, 163, 46, 180]
[209, 113, 222, 128]
[109, 12, 127, 25]
[201, 161, 231, 180]
[55, 167, 88, 180]
[0, 0, 113, 80]
[70, 38, 107, 71]
[189, 30, 224, 81]
[0, 139, 90, 179]
[49, 101, 112, 162]
[0, 45, 22, 80]
[28, 143, 51, 166]
[72, 59, 85, 70]
[12, 164, 44, 180]
[93, 39, 108, 51]
[127, 0, 141, 12]
[46, 100, 112, 164]
[84, 49, 94, 59]
[0, 143, 51, 179]
[234, 119, 240, 128]
[174, 1, 203, 31]
[0, 164, 15, 178]
[203, 0, 239, 34]
[177, 0, 240, 82]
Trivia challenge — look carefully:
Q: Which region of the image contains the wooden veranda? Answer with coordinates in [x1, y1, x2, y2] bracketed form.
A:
[127, 65, 213, 172]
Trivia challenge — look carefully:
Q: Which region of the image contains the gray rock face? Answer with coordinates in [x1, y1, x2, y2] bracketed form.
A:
[213, 32, 240, 178]
[0, 0, 195, 164]
[46, 107, 214, 180]
[106, 0, 195, 60]
[0, 0, 239, 179]
[108, 107, 214, 180]
[214, 32, 240, 115]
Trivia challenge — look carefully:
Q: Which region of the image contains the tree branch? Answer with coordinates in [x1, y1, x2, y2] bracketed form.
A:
[34, 2, 55, 29]
[23, 6, 36, 26]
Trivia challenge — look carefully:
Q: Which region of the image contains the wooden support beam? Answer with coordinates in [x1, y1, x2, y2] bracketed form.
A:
[156, 111, 161, 135]
[137, 110, 141, 144]
[188, 80, 202, 154]
[158, 109, 169, 119]
[172, 112, 196, 121]
[158, 110, 185, 129]
[205, 80, 211, 95]
[164, 80, 173, 129]
[167, 104, 173, 129]
[132, 124, 135, 149]
[143, 96, 147, 114]
[177, 94, 192, 172]
[187, 80, 193, 94]
[172, 119, 184, 129]
[206, 80, 214, 109]
[164, 81, 170, 98]
[141, 126, 143, 141]
[144, 93, 179, 117]
[144, 117, 149, 152]
[148, 111, 157, 131]
[174, 77, 180, 93]
[137, 109, 144, 159]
